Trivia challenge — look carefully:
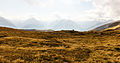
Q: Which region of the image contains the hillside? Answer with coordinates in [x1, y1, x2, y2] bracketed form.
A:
[93, 20, 120, 31]
[0, 27, 120, 62]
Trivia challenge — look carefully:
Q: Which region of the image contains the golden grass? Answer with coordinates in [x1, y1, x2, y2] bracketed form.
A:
[0, 27, 120, 62]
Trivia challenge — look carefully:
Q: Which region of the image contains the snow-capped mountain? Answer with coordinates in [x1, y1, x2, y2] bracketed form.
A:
[22, 18, 45, 29]
[0, 16, 15, 27]
[49, 19, 81, 31]
[0, 16, 115, 31]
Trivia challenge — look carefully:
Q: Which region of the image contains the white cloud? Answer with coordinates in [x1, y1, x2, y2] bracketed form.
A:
[24, 0, 54, 7]
[4, 0, 120, 22]
[68, 0, 120, 22]
[0, 11, 3, 16]
[89, 0, 120, 21]
[24, 0, 92, 7]
[24, 0, 108, 22]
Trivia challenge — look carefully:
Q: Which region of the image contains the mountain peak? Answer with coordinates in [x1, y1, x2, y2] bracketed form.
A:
[22, 18, 44, 29]
[50, 19, 81, 30]
[0, 16, 15, 27]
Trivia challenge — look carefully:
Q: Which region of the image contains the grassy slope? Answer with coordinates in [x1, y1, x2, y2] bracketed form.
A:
[104, 25, 120, 31]
[0, 27, 120, 63]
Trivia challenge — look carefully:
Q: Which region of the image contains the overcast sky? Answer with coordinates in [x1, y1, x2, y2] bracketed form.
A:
[0, 0, 120, 22]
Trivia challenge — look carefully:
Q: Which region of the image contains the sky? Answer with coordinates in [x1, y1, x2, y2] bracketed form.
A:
[0, 0, 120, 22]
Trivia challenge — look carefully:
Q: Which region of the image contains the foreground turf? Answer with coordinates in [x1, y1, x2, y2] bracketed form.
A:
[0, 27, 120, 63]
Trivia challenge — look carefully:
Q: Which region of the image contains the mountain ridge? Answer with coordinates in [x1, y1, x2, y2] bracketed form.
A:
[93, 20, 120, 31]
[0, 16, 15, 27]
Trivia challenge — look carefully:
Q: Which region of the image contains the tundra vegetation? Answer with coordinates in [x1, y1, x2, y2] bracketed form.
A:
[0, 27, 120, 63]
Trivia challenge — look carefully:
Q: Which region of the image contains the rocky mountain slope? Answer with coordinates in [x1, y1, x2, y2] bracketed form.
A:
[93, 20, 120, 31]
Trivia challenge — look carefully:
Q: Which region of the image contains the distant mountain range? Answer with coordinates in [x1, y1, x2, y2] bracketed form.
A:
[0, 17, 15, 27]
[22, 18, 45, 29]
[0, 16, 117, 31]
[49, 19, 81, 30]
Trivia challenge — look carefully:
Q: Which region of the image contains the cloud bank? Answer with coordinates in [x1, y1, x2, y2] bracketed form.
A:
[24, 0, 120, 21]
[89, 0, 120, 21]
[24, 0, 91, 6]
[1, 0, 120, 22]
